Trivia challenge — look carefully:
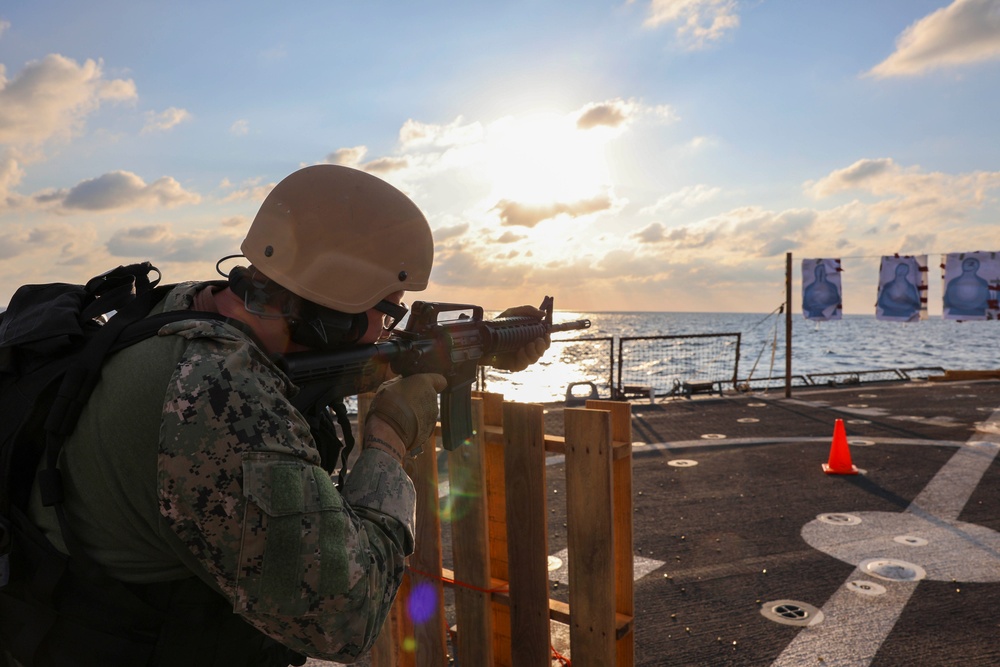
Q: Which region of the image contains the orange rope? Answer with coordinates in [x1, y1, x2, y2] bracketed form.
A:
[405, 566, 571, 666]
[550, 644, 572, 665]
[407, 566, 508, 595]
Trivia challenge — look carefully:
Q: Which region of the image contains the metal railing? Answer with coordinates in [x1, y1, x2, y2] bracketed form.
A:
[615, 332, 742, 399]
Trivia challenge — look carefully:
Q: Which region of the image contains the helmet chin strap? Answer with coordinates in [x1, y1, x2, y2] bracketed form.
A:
[288, 302, 369, 349]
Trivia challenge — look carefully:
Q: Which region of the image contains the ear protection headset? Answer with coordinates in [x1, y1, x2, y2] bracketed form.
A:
[227, 265, 369, 349]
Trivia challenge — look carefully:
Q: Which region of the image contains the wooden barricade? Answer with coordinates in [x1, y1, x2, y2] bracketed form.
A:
[366, 393, 634, 666]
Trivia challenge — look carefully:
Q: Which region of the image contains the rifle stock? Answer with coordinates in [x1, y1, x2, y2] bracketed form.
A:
[277, 296, 590, 450]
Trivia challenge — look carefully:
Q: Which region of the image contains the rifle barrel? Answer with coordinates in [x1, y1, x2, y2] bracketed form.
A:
[550, 319, 591, 333]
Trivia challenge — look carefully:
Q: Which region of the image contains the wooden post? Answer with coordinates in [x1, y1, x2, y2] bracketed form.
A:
[364, 395, 633, 666]
[502, 402, 550, 666]
[475, 391, 513, 666]
[447, 398, 494, 666]
[403, 441, 449, 666]
[587, 400, 634, 666]
[564, 407, 616, 667]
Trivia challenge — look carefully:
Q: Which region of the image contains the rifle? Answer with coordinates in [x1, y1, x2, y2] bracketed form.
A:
[277, 296, 591, 451]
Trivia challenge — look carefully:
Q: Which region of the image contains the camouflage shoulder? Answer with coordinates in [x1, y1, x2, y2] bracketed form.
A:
[153, 281, 290, 383]
[157, 317, 247, 344]
[160, 281, 218, 312]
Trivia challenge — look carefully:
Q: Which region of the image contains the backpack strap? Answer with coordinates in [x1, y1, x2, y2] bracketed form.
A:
[36, 286, 224, 556]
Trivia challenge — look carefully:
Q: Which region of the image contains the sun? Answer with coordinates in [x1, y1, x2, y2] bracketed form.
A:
[484, 112, 612, 206]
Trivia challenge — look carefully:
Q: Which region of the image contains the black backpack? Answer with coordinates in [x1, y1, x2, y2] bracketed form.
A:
[0, 262, 201, 557]
[0, 263, 305, 666]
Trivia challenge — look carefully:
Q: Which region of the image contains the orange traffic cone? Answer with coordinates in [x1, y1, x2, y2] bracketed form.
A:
[822, 419, 858, 475]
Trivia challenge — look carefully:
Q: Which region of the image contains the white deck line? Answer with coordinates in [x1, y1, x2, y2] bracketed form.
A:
[771, 410, 1000, 667]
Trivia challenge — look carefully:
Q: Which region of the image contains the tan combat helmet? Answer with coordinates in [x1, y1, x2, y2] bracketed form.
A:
[242, 164, 433, 313]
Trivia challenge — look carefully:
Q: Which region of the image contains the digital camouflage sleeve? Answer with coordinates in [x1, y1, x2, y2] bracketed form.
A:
[157, 312, 415, 663]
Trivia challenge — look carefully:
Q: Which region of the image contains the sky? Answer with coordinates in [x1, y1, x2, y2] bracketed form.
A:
[1, 0, 999, 315]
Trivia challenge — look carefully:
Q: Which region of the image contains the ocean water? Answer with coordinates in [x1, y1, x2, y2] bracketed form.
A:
[482, 311, 1000, 404]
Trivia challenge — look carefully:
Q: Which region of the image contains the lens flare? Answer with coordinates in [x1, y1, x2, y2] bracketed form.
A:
[439, 485, 482, 523]
[407, 581, 438, 624]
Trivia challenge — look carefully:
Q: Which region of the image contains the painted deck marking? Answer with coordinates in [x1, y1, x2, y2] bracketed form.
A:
[772, 410, 1000, 667]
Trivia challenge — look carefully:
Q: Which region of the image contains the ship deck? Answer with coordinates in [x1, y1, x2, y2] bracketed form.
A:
[538, 377, 1000, 666]
[313, 377, 1000, 666]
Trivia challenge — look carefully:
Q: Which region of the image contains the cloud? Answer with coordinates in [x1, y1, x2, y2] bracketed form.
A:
[0, 20, 9, 38]
[633, 222, 667, 243]
[804, 158, 1000, 249]
[496, 230, 525, 243]
[220, 177, 274, 203]
[576, 98, 677, 130]
[230, 119, 249, 136]
[433, 222, 469, 240]
[576, 99, 636, 130]
[806, 157, 1000, 203]
[420, 154, 1000, 313]
[106, 224, 241, 262]
[0, 151, 25, 208]
[0, 54, 136, 147]
[0, 222, 88, 261]
[636, 205, 822, 259]
[637, 0, 741, 49]
[494, 194, 613, 227]
[868, 0, 1000, 77]
[808, 158, 895, 193]
[361, 156, 410, 174]
[142, 106, 191, 133]
[399, 116, 484, 149]
[430, 244, 528, 288]
[221, 215, 248, 228]
[57, 170, 200, 211]
[640, 184, 721, 215]
[328, 145, 368, 166]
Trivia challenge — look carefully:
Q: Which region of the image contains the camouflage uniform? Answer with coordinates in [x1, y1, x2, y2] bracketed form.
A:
[27, 282, 414, 662]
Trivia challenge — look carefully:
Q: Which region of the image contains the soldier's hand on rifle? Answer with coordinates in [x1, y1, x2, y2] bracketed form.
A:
[364, 373, 448, 459]
[490, 305, 551, 372]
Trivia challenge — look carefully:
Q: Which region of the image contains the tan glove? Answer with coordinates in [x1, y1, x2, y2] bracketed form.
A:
[490, 305, 551, 372]
[365, 373, 448, 456]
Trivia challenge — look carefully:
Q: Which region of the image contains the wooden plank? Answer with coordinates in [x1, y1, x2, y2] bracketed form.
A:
[483, 425, 633, 458]
[440, 568, 633, 639]
[393, 573, 414, 667]
[404, 439, 449, 666]
[548, 600, 634, 641]
[564, 407, 617, 667]
[502, 402, 550, 667]
[447, 399, 494, 667]
[588, 400, 636, 667]
[475, 392, 512, 667]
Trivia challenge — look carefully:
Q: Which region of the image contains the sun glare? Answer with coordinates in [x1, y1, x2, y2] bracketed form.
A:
[484, 112, 611, 205]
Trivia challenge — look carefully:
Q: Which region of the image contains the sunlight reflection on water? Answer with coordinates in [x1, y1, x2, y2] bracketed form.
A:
[480, 311, 1000, 404]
